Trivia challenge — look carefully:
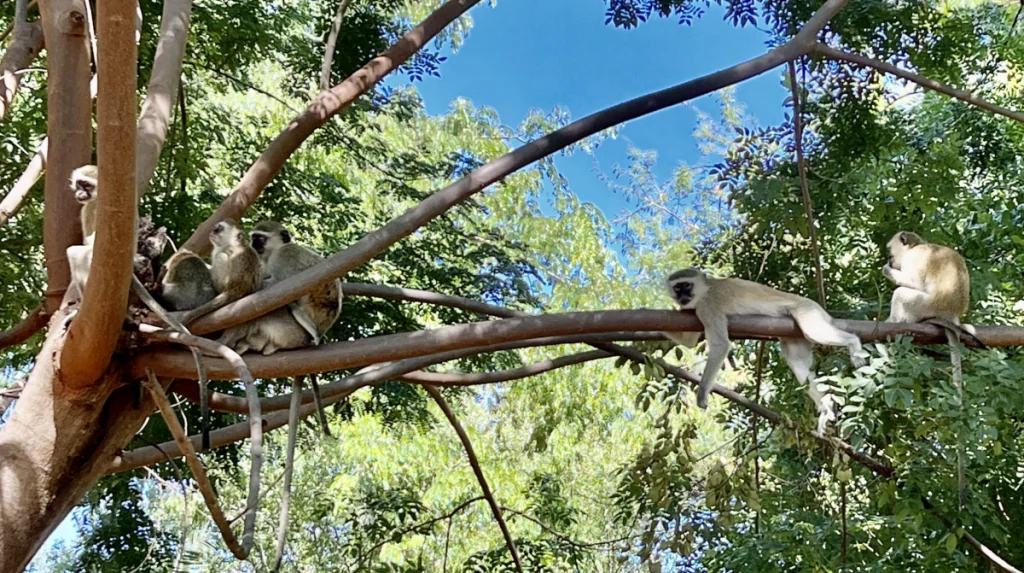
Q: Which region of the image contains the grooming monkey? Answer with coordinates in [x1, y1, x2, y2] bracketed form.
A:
[175, 219, 262, 325]
[665, 269, 865, 432]
[157, 249, 216, 312]
[249, 220, 343, 343]
[882, 230, 983, 508]
[249, 220, 340, 434]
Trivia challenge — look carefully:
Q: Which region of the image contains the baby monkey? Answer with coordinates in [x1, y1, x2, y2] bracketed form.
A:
[157, 249, 216, 312]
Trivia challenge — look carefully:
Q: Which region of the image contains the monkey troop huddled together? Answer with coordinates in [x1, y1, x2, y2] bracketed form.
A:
[66, 164, 343, 356]
[664, 230, 979, 433]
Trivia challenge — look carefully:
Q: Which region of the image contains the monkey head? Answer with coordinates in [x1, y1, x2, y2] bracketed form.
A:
[70, 164, 98, 204]
[210, 219, 247, 249]
[665, 268, 707, 310]
[250, 220, 292, 263]
[886, 231, 923, 270]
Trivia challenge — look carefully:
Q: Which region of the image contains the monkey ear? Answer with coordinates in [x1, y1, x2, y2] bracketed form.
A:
[281, 229, 292, 243]
[899, 232, 908, 244]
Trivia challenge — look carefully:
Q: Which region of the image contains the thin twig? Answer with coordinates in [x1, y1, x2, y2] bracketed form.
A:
[500, 506, 635, 549]
[141, 371, 249, 559]
[319, 0, 352, 91]
[788, 59, 826, 307]
[139, 324, 262, 554]
[813, 43, 1024, 125]
[187, 60, 299, 112]
[273, 375, 302, 571]
[422, 385, 523, 572]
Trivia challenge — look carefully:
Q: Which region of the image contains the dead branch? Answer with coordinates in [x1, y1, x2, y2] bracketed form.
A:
[138, 324, 263, 551]
[319, 0, 352, 91]
[272, 376, 302, 572]
[38, 0, 92, 314]
[140, 372, 251, 559]
[1, 20, 44, 124]
[141, 309, 1020, 382]
[136, 0, 193, 197]
[812, 43, 1024, 125]
[60, 0, 138, 388]
[180, 0, 482, 256]
[397, 350, 611, 386]
[168, 333, 663, 414]
[0, 304, 47, 349]
[184, 0, 852, 335]
[423, 384, 523, 572]
[787, 59, 826, 307]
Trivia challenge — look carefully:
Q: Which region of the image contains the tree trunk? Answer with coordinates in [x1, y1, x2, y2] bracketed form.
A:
[0, 311, 154, 572]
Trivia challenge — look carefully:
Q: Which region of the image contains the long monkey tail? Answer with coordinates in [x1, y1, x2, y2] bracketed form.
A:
[944, 326, 969, 511]
[923, 317, 986, 350]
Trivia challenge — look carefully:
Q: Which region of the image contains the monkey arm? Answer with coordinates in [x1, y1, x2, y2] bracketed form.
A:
[179, 292, 234, 326]
[882, 265, 923, 290]
[694, 305, 729, 410]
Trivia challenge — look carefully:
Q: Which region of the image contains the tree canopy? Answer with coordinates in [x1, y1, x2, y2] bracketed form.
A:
[2, 0, 1024, 571]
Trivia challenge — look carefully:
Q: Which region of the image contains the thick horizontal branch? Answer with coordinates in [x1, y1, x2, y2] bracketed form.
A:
[812, 43, 1024, 124]
[185, 0, 851, 335]
[169, 333, 661, 414]
[140, 310, 1017, 381]
[0, 305, 47, 349]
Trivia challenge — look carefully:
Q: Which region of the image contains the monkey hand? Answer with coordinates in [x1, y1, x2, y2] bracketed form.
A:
[881, 264, 895, 282]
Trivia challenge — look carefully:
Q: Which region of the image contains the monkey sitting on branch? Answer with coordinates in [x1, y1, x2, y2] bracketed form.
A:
[173, 219, 262, 325]
[663, 268, 866, 432]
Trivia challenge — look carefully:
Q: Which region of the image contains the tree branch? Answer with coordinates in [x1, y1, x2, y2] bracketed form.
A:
[423, 384, 523, 572]
[180, 0, 482, 255]
[60, 0, 138, 389]
[397, 350, 611, 386]
[184, 0, 851, 335]
[0, 304, 47, 349]
[272, 375, 301, 571]
[1, 20, 44, 124]
[141, 309, 1017, 382]
[135, 0, 192, 198]
[812, 43, 1024, 125]
[140, 372, 251, 559]
[319, 0, 352, 91]
[787, 59, 825, 307]
[0, 138, 47, 228]
[37, 0, 92, 314]
[139, 324, 262, 549]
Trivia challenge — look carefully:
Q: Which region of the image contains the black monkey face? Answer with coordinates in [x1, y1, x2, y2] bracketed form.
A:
[671, 280, 694, 305]
[250, 232, 268, 254]
[74, 179, 95, 203]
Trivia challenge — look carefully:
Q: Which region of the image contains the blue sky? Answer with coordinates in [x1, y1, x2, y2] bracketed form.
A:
[409, 0, 790, 219]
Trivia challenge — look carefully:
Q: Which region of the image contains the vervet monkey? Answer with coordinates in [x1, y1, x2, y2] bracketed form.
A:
[249, 220, 342, 343]
[665, 269, 865, 431]
[217, 306, 312, 356]
[176, 219, 261, 325]
[882, 230, 982, 508]
[71, 164, 99, 244]
[156, 249, 216, 311]
[65, 165, 99, 296]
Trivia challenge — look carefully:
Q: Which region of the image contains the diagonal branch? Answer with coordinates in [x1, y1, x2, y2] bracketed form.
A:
[60, 0, 138, 388]
[319, 0, 352, 91]
[140, 372, 250, 559]
[422, 384, 523, 572]
[0, 20, 44, 124]
[139, 324, 262, 550]
[787, 59, 826, 307]
[168, 333, 662, 414]
[358, 496, 486, 565]
[180, 0, 482, 255]
[185, 0, 852, 335]
[136, 0, 193, 197]
[812, 43, 1024, 125]
[0, 304, 47, 350]
[397, 350, 611, 386]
